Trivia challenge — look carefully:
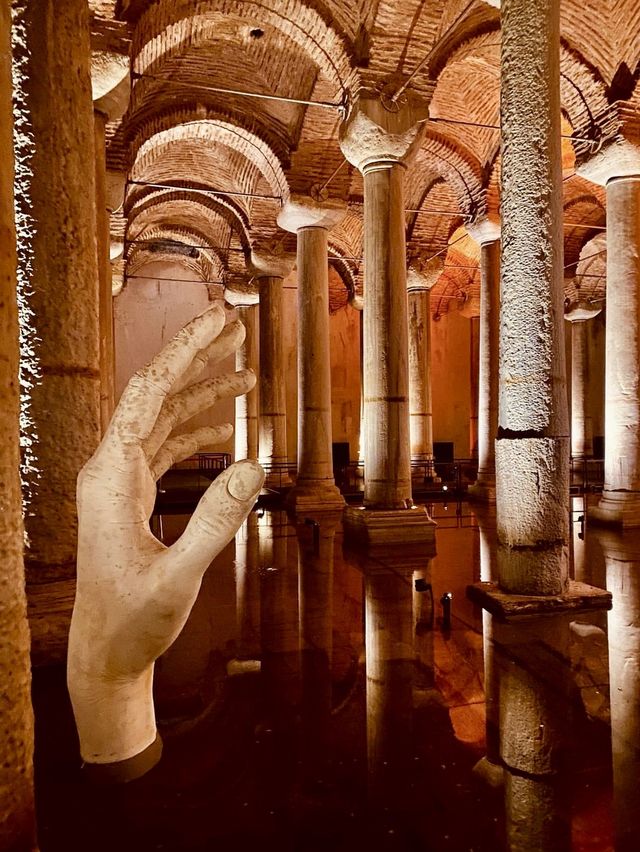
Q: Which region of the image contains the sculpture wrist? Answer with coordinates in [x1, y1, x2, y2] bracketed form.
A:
[67, 662, 157, 766]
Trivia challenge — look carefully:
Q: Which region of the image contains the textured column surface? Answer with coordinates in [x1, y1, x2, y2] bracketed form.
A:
[94, 111, 115, 434]
[278, 196, 346, 510]
[235, 305, 259, 460]
[593, 177, 640, 525]
[497, 0, 569, 595]
[257, 276, 291, 486]
[0, 0, 37, 844]
[14, 0, 101, 660]
[468, 225, 501, 501]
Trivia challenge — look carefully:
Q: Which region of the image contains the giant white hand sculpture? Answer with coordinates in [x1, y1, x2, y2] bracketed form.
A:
[67, 304, 264, 780]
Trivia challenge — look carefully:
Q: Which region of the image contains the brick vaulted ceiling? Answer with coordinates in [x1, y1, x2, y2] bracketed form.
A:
[90, 0, 636, 315]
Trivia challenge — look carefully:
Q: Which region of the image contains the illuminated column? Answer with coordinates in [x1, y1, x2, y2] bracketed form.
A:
[467, 218, 501, 501]
[565, 304, 601, 459]
[91, 56, 128, 434]
[250, 251, 294, 488]
[407, 259, 443, 481]
[596, 530, 640, 851]
[340, 94, 434, 544]
[469, 315, 480, 459]
[496, 0, 569, 594]
[13, 0, 101, 661]
[278, 196, 346, 511]
[0, 0, 36, 844]
[575, 162, 640, 525]
[235, 304, 259, 460]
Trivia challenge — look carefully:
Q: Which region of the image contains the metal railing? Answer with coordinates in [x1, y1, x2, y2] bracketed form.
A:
[569, 457, 604, 493]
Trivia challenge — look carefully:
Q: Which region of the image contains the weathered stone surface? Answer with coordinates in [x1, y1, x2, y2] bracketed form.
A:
[0, 0, 36, 843]
[466, 580, 612, 620]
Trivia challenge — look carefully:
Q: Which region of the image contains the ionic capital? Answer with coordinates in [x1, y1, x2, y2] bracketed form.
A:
[577, 138, 640, 186]
[277, 194, 346, 234]
[248, 246, 294, 280]
[407, 255, 444, 292]
[466, 215, 501, 245]
[339, 91, 429, 173]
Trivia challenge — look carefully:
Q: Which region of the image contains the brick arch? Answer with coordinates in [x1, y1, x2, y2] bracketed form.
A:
[133, 0, 360, 95]
[131, 120, 289, 199]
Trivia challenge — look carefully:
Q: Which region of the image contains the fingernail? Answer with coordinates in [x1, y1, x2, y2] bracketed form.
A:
[227, 460, 265, 501]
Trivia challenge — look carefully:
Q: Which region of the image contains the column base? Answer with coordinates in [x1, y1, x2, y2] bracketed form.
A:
[263, 469, 293, 490]
[589, 491, 640, 527]
[467, 476, 496, 502]
[343, 505, 436, 548]
[466, 580, 612, 621]
[285, 481, 345, 513]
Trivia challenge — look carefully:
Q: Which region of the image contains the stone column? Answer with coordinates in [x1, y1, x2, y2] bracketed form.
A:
[235, 304, 259, 460]
[467, 219, 501, 501]
[13, 0, 101, 663]
[495, 0, 569, 595]
[469, 315, 480, 458]
[407, 259, 443, 483]
[575, 162, 640, 525]
[340, 94, 434, 545]
[565, 304, 601, 460]
[0, 0, 36, 843]
[278, 196, 346, 511]
[249, 251, 294, 488]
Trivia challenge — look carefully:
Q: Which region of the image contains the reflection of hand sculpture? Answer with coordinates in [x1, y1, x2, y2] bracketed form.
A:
[68, 304, 264, 779]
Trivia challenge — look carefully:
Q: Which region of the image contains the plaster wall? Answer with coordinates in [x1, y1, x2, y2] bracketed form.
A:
[330, 303, 362, 461]
[114, 261, 236, 455]
[431, 309, 472, 458]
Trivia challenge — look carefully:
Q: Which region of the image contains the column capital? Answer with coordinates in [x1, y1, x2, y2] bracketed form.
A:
[339, 91, 429, 173]
[565, 301, 602, 322]
[577, 138, 640, 186]
[224, 276, 260, 306]
[407, 256, 444, 292]
[92, 52, 130, 122]
[466, 215, 501, 245]
[277, 194, 346, 233]
[248, 246, 294, 279]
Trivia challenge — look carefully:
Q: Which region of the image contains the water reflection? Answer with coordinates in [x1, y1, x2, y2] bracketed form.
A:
[32, 500, 631, 851]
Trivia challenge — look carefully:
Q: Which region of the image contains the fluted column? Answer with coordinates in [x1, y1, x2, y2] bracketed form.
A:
[468, 218, 501, 501]
[565, 303, 601, 460]
[13, 0, 101, 662]
[278, 196, 346, 511]
[340, 94, 434, 545]
[407, 259, 442, 483]
[0, 0, 36, 843]
[496, 0, 569, 595]
[249, 251, 294, 489]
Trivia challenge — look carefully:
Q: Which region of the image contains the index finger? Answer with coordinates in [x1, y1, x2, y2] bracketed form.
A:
[110, 303, 227, 442]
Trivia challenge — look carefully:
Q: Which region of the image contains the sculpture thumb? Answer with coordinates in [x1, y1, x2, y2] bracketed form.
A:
[166, 459, 265, 581]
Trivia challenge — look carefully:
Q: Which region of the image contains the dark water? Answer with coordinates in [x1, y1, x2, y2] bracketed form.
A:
[33, 498, 631, 851]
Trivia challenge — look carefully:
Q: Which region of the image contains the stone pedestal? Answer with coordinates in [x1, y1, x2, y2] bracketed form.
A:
[0, 1, 36, 844]
[250, 251, 294, 489]
[467, 218, 501, 502]
[278, 196, 346, 511]
[14, 0, 101, 663]
[340, 93, 434, 543]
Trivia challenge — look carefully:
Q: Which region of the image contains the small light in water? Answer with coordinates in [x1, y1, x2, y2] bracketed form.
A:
[442, 484, 448, 491]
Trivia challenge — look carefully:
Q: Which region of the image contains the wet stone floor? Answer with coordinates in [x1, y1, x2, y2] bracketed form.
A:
[32, 499, 628, 851]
